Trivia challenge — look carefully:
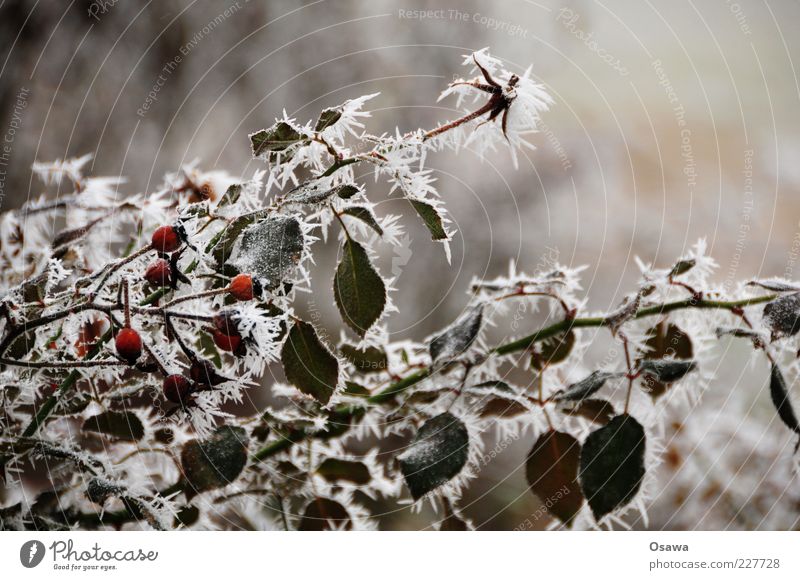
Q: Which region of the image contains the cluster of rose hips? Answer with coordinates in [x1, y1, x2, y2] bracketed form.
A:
[112, 224, 262, 407]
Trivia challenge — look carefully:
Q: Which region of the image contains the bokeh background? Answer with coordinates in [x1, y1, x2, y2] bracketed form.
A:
[2, 0, 800, 530]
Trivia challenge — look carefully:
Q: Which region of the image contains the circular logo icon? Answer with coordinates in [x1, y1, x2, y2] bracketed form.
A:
[19, 540, 45, 568]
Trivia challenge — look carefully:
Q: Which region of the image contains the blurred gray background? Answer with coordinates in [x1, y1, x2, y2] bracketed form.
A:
[2, 0, 799, 529]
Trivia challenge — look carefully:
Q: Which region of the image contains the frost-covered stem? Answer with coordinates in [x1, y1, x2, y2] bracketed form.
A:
[332, 210, 352, 240]
[313, 99, 495, 183]
[159, 287, 229, 309]
[0, 357, 126, 369]
[621, 333, 635, 414]
[423, 100, 496, 140]
[493, 294, 777, 356]
[251, 293, 777, 461]
[122, 278, 131, 327]
[495, 289, 572, 317]
[140, 287, 171, 306]
[87, 245, 151, 298]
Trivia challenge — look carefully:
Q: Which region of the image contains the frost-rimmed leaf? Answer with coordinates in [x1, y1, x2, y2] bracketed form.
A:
[231, 214, 305, 290]
[398, 413, 469, 500]
[639, 359, 696, 383]
[336, 184, 360, 199]
[554, 371, 622, 402]
[250, 122, 307, 162]
[281, 320, 339, 405]
[668, 259, 695, 278]
[315, 107, 342, 132]
[429, 306, 483, 364]
[579, 414, 646, 521]
[82, 411, 144, 442]
[211, 209, 269, 269]
[468, 380, 515, 394]
[283, 183, 357, 205]
[298, 498, 352, 530]
[181, 425, 248, 495]
[340, 343, 388, 374]
[479, 398, 528, 418]
[640, 322, 694, 399]
[603, 295, 640, 337]
[410, 199, 448, 240]
[769, 365, 800, 439]
[747, 279, 800, 293]
[340, 205, 383, 236]
[560, 398, 616, 426]
[526, 430, 585, 525]
[763, 292, 800, 337]
[334, 238, 386, 337]
[316, 458, 371, 484]
[439, 497, 470, 531]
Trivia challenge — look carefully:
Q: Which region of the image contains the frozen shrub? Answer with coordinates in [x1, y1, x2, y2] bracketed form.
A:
[0, 49, 797, 531]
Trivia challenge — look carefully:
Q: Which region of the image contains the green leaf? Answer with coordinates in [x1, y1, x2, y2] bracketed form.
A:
[298, 498, 352, 530]
[334, 238, 386, 337]
[531, 330, 575, 370]
[181, 426, 249, 495]
[579, 414, 646, 521]
[398, 413, 469, 500]
[429, 306, 483, 364]
[340, 205, 383, 236]
[342, 380, 370, 397]
[336, 184, 360, 199]
[315, 107, 342, 132]
[216, 183, 242, 209]
[174, 505, 200, 528]
[197, 332, 222, 368]
[340, 343, 388, 374]
[554, 371, 622, 402]
[20, 271, 49, 303]
[5, 332, 36, 366]
[316, 458, 371, 484]
[250, 122, 306, 162]
[468, 380, 515, 394]
[409, 199, 448, 241]
[281, 320, 339, 405]
[769, 364, 800, 437]
[231, 214, 305, 290]
[526, 430, 585, 526]
[82, 411, 144, 442]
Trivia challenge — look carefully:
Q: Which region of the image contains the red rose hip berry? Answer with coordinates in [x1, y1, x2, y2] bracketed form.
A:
[213, 330, 242, 353]
[115, 328, 142, 364]
[144, 258, 173, 287]
[213, 311, 240, 336]
[190, 359, 224, 386]
[229, 274, 256, 301]
[162, 374, 192, 404]
[151, 225, 182, 253]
